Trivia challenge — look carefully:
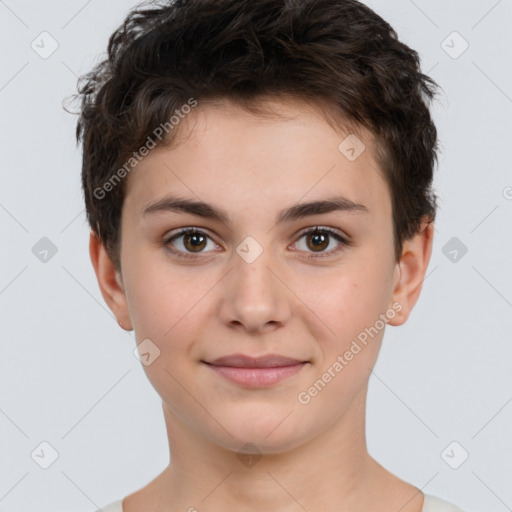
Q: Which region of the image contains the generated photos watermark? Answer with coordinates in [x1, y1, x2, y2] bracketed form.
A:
[93, 97, 198, 200]
[297, 301, 403, 405]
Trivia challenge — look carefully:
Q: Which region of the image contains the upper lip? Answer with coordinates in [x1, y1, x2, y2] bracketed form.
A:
[205, 354, 307, 368]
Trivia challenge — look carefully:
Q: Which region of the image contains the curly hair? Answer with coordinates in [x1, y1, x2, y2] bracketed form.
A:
[73, 0, 440, 271]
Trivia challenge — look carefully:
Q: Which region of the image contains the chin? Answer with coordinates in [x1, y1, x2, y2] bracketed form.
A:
[208, 408, 313, 456]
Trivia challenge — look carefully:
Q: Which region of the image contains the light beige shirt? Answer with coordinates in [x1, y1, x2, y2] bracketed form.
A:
[95, 493, 466, 511]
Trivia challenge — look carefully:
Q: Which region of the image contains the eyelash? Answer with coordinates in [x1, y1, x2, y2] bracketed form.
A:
[163, 226, 350, 260]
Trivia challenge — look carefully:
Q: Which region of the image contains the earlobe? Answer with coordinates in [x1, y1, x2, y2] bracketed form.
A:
[89, 231, 133, 331]
[387, 219, 435, 327]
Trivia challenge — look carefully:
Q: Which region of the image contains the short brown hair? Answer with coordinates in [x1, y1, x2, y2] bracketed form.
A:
[73, 0, 440, 270]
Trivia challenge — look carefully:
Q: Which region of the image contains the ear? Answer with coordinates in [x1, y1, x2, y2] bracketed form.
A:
[388, 218, 435, 326]
[89, 231, 133, 331]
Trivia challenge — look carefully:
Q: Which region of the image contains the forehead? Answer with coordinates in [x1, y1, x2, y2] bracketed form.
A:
[123, 97, 390, 223]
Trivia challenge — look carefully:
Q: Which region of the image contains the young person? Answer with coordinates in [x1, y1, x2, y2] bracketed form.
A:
[73, 0, 466, 510]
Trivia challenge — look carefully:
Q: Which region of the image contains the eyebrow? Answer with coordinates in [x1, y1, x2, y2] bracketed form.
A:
[142, 194, 369, 224]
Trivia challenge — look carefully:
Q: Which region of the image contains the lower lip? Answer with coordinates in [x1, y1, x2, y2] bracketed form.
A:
[206, 363, 307, 387]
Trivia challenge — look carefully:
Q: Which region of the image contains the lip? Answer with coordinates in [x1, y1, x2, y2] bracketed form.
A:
[203, 354, 309, 387]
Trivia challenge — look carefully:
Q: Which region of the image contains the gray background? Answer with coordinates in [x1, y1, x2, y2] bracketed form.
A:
[1, 0, 511, 511]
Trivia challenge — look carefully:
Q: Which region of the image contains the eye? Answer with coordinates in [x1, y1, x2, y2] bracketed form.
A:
[164, 228, 219, 259]
[163, 225, 350, 260]
[291, 226, 349, 259]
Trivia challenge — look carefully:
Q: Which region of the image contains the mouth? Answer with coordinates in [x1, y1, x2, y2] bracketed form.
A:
[202, 354, 310, 387]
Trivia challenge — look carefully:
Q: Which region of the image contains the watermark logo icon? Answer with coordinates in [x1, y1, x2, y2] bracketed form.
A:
[441, 441, 469, 469]
[133, 338, 161, 366]
[32, 237, 58, 263]
[442, 236, 468, 263]
[236, 443, 262, 468]
[338, 134, 366, 161]
[441, 31, 469, 59]
[236, 236, 263, 264]
[31, 441, 59, 469]
[31, 32, 59, 59]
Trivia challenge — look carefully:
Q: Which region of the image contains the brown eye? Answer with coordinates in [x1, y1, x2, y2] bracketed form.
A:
[305, 230, 329, 252]
[182, 231, 207, 252]
[293, 226, 349, 258]
[165, 228, 218, 258]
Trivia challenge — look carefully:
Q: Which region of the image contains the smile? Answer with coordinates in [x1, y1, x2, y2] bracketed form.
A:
[202, 354, 310, 388]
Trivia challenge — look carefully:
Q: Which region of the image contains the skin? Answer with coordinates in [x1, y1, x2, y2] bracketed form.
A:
[90, 96, 434, 512]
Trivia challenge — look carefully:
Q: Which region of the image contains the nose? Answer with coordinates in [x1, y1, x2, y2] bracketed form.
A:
[217, 245, 292, 335]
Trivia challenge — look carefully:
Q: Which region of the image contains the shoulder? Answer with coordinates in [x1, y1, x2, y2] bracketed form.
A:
[93, 499, 124, 512]
[422, 494, 466, 512]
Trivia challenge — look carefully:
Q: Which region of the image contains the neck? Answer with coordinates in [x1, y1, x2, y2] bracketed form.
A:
[123, 388, 424, 512]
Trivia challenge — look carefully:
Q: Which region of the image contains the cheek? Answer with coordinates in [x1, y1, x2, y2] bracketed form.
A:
[123, 259, 217, 370]
[122, 252, 190, 344]
[124, 270, 201, 401]
[297, 275, 388, 413]
[306, 265, 392, 343]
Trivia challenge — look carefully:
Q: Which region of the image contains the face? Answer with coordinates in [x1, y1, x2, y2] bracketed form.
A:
[94, 97, 431, 455]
